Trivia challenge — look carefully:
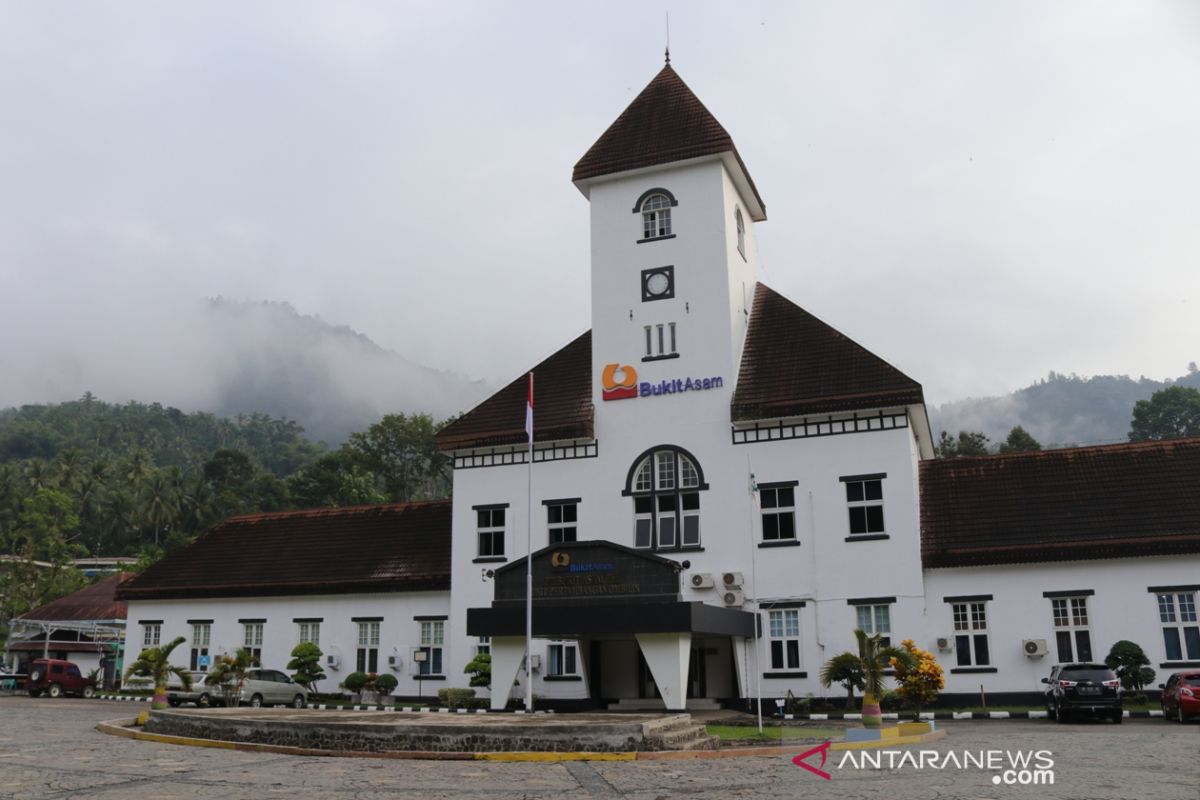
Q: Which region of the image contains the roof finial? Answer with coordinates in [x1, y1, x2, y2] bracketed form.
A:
[665, 12, 671, 64]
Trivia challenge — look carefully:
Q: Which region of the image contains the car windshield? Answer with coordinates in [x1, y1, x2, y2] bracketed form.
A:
[1060, 667, 1114, 681]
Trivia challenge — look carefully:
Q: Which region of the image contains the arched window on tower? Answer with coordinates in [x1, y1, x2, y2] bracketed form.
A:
[624, 446, 707, 550]
[735, 207, 745, 258]
[633, 188, 678, 242]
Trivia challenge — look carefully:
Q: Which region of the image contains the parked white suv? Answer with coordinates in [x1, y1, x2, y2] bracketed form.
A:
[238, 669, 308, 708]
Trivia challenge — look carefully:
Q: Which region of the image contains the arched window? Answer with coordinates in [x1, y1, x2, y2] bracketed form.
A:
[735, 207, 745, 257]
[624, 446, 707, 550]
[633, 188, 678, 242]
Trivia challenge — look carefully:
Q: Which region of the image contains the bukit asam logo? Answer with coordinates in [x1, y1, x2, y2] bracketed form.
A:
[793, 742, 1055, 786]
[601, 362, 724, 402]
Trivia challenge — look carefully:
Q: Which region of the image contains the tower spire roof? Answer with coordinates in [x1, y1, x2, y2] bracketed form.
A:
[572, 64, 765, 217]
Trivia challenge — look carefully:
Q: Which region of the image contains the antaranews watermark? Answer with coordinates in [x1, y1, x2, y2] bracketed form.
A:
[794, 742, 1055, 785]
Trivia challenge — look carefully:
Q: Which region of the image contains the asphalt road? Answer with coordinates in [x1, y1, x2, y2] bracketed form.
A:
[0, 696, 1196, 799]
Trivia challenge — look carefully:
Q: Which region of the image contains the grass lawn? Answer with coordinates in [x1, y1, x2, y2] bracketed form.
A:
[707, 724, 840, 741]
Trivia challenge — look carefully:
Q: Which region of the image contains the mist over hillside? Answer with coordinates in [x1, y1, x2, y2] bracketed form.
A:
[930, 367, 1200, 448]
[2, 298, 490, 445]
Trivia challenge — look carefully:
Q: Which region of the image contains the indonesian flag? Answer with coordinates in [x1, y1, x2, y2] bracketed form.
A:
[525, 372, 534, 444]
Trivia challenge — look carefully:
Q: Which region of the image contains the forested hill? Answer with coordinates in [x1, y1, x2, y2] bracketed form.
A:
[930, 367, 1200, 448]
[0, 395, 322, 476]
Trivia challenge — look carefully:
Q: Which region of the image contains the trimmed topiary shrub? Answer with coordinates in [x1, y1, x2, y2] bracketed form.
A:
[373, 673, 398, 696]
[437, 687, 478, 709]
[341, 671, 369, 693]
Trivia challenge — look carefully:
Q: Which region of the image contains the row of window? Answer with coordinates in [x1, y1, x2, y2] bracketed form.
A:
[474, 451, 888, 559]
[141, 619, 448, 676]
[635, 187, 746, 258]
[763, 591, 1200, 674]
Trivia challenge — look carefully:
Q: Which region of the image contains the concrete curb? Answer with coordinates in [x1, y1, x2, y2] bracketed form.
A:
[95, 717, 945, 762]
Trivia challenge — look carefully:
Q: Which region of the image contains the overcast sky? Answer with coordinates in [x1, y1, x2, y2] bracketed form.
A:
[2, 1, 1198, 414]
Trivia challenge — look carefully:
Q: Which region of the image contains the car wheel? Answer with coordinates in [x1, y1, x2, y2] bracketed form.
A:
[1112, 710, 1123, 724]
[30, 669, 42, 683]
[168, 698, 181, 707]
[47, 683, 63, 698]
[197, 693, 211, 708]
[250, 694, 263, 708]
[1055, 707, 1070, 724]
[1180, 705, 1187, 724]
[28, 689, 42, 698]
[291, 694, 305, 709]
[82, 685, 95, 699]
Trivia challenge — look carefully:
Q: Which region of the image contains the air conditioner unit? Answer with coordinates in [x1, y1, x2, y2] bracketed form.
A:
[722, 571, 744, 588]
[691, 573, 715, 589]
[325, 654, 341, 670]
[935, 637, 953, 652]
[387, 654, 402, 671]
[1022, 639, 1048, 658]
[723, 589, 745, 608]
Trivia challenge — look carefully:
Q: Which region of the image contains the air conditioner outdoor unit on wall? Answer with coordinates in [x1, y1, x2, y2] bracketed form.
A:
[722, 571, 744, 588]
[325, 654, 341, 670]
[387, 654, 402, 671]
[936, 637, 953, 652]
[1022, 639, 1048, 658]
[691, 573, 715, 589]
[723, 589, 745, 608]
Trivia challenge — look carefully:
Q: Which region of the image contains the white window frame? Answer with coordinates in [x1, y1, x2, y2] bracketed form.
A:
[190, 623, 211, 672]
[546, 500, 578, 545]
[419, 621, 444, 676]
[1050, 596, 1093, 662]
[640, 193, 673, 239]
[630, 448, 704, 551]
[951, 601, 990, 667]
[298, 622, 320, 647]
[142, 623, 161, 648]
[759, 483, 797, 542]
[547, 641, 578, 677]
[767, 608, 802, 671]
[643, 323, 678, 359]
[475, 636, 491, 657]
[243, 622, 264, 660]
[476, 506, 506, 558]
[844, 475, 885, 536]
[855, 604, 892, 647]
[1158, 591, 1200, 662]
[735, 207, 745, 258]
[356, 621, 380, 673]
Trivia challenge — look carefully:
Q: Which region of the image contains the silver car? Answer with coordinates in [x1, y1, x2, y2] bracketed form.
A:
[238, 668, 308, 708]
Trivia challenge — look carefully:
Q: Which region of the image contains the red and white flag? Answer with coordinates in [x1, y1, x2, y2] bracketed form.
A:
[525, 372, 534, 444]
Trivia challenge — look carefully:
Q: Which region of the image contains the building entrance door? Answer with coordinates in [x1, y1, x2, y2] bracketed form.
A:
[636, 650, 661, 699]
[687, 645, 707, 699]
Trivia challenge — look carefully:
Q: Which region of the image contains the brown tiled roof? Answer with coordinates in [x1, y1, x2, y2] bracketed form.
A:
[17, 572, 133, 622]
[115, 502, 451, 600]
[921, 437, 1200, 568]
[732, 283, 925, 420]
[572, 64, 765, 213]
[436, 331, 594, 451]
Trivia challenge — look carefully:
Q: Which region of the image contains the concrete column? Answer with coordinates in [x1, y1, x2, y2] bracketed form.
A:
[635, 633, 691, 711]
[731, 636, 749, 698]
[489, 636, 526, 711]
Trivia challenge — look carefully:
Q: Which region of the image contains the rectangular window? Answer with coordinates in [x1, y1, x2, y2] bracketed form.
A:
[547, 642, 578, 676]
[856, 605, 892, 647]
[760, 484, 797, 541]
[419, 621, 444, 675]
[633, 496, 653, 549]
[844, 477, 885, 535]
[643, 323, 678, 358]
[298, 622, 320, 647]
[952, 602, 990, 667]
[644, 325, 652, 358]
[357, 621, 380, 673]
[142, 623, 161, 648]
[476, 636, 491, 657]
[1051, 597, 1093, 662]
[477, 507, 506, 558]
[1158, 592, 1200, 661]
[243, 623, 264, 661]
[547, 501, 577, 544]
[767, 609, 801, 671]
[190, 623, 211, 672]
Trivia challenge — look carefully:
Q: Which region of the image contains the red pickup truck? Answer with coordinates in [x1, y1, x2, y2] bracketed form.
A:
[27, 658, 97, 698]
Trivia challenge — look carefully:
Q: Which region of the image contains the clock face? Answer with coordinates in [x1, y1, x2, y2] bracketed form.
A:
[641, 266, 674, 301]
[647, 272, 670, 296]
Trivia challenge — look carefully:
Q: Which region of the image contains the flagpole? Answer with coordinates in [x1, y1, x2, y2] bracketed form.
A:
[525, 372, 534, 712]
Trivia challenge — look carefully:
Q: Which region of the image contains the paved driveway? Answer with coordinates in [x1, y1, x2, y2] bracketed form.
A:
[0, 697, 1195, 799]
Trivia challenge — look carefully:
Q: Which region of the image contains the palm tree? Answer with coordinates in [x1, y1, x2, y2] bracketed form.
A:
[124, 636, 192, 710]
[204, 648, 260, 708]
[820, 629, 916, 728]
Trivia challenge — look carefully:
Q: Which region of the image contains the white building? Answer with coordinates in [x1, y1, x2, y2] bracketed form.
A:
[120, 61, 1200, 710]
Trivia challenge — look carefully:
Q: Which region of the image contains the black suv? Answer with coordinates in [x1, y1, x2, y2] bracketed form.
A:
[1043, 663, 1123, 723]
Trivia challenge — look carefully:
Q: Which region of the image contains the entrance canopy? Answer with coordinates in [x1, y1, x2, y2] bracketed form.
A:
[467, 540, 754, 639]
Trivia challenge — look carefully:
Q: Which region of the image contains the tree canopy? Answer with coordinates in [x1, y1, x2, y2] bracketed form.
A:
[1129, 386, 1200, 441]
